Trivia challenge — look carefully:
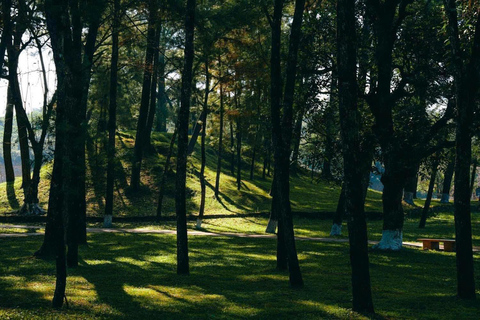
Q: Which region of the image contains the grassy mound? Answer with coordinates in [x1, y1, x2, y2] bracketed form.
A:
[1, 131, 386, 217]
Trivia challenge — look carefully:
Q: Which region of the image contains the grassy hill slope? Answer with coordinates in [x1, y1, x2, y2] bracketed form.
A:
[2, 131, 387, 217]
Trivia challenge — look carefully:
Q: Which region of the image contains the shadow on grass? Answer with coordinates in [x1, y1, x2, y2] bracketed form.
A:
[71, 234, 345, 319]
[3, 231, 480, 319]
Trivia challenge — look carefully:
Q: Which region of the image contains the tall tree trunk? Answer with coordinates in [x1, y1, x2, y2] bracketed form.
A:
[3, 89, 15, 183]
[214, 74, 224, 198]
[365, 0, 408, 251]
[444, 0, 479, 299]
[272, 177, 287, 270]
[43, 1, 72, 306]
[5, 1, 32, 209]
[413, 174, 418, 199]
[330, 153, 372, 236]
[230, 120, 235, 175]
[1, 0, 14, 185]
[145, 23, 162, 150]
[175, 0, 196, 275]
[441, 157, 455, 203]
[290, 102, 305, 173]
[337, 0, 374, 312]
[35, 0, 104, 264]
[374, 163, 405, 250]
[27, 33, 56, 215]
[52, 207, 66, 308]
[249, 146, 256, 180]
[330, 184, 345, 236]
[77, 2, 105, 245]
[250, 85, 262, 180]
[270, 0, 305, 288]
[104, 0, 120, 228]
[265, 173, 278, 234]
[14, 85, 32, 204]
[155, 31, 167, 132]
[187, 109, 206, 154]
[197, 57, 210, 229]
[403, 163, 419, 205]
[419, 159, 439, 228]
[262, 143, 267, 179]
[236, 119, 242, 191]
[131, 0, 159, 190]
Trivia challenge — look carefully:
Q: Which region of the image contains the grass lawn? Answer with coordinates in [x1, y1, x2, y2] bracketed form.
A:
[2, 132, 479, 319]
[1, 230, 480, 319]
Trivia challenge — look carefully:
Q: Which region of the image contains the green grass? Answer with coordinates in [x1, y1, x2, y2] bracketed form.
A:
[1, 231, 480, 319]
[1, 132, 479, 319]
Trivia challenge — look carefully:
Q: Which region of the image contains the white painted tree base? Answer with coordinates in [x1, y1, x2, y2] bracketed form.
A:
[265, 219, 277, 234]
[196, 219, 202, 229]
[103, 215, 113, 228]
[440, 193, 450, 203]
[403, 192, 414, 205]
[372, 229, 403, 251]
[330, 223, 342, 236]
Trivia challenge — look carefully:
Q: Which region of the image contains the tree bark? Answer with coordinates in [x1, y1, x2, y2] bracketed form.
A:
[104, 0, 120, 228]
[40, 0, 105, 279]
[145, 22, 162, 150]
[5, 0, 32, 208]
[1, 0, 14, 184]
[337, 0, 375, 312]
[249, 146, 256, 180]
[419, 159, 439, 228]
[230, 119, 235, 175]
[272, 178, 287, 270]
[236, 118, 242, 191]
[155, 30, 168, 133]
[131, 0, 159, 190]
[52, 208, 66, 308]
[43, 0, 75, 305]
[214, 70, 224, 198]
[265, 173, 278, 234]
[441, 157, 455, 203]
[2, 92, 15, 183]
[27, 33, 56, 215]
[365, 0, 410, 251]
[270, 0, 305, 288]
[76, 1, 105, 245]
[290, 110, 303, 173]
[403, 163, 419, 205]
[175, 0, 196, 275]
[187, 109, 206, 154]
[444, 0, 479, 299]
[197, 57, 210, 228]
[13, 81, 32, 204]
[330, 184, 345, 236]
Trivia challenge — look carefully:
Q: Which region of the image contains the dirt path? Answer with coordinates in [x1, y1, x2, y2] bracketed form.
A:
[4, 224, 479, 253]
[0, 224, 428, 249]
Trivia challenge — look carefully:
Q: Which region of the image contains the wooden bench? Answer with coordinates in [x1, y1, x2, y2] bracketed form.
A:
[417, 238, 456, 252]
